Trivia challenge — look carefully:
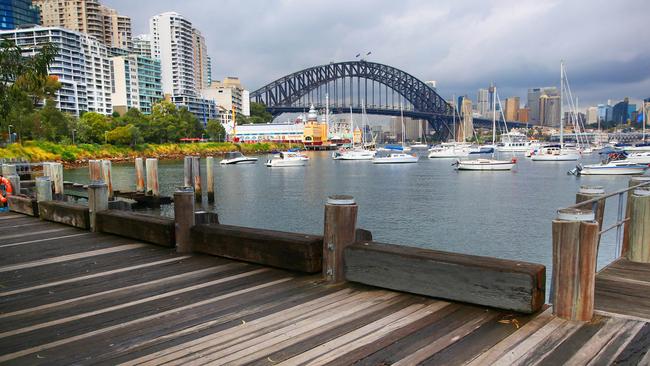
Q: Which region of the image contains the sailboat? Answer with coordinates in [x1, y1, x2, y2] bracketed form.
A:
[428, 97, 474, 158]
[372, 104, 418, 164]
[531, 61, 581, 161]
[332, 104, 376, 160]
[624, 100, 650, 152]
[454, 86, 516, 171]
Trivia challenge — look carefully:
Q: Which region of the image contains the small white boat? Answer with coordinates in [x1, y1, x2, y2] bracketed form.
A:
[220, 151, 258, 165]
[372, 152, 419, 164]
[428, 143, 472, 158]
[265, 151, 308, 167]
[531, 146, 581, 161]
[576, 161, 649, 175]
[626, 151, 650, 164]
[332, 148, 376, 160]
[454, 158, 517, 171]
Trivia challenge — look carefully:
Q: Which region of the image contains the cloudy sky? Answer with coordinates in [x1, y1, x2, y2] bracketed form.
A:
[104, 0, 649, 108]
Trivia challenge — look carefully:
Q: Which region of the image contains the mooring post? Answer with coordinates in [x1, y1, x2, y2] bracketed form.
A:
[87, 180, 108, 232]
[134, 157, 145, 193]
[206, 156, 215, 203]
[552, 208, 599, 321]
[575, 185, 606, 231]
[88, 160, 102, 181]
[627, 187, 650, 263]
[35, 176, 52, 202]
[50, 162, 64, 199]
[101, 160, 113, 199]
[622, 177, 650, 256]
[174, 187, 195, 253]
[323, 195, 358, 284]
[6, 174, 20, 197]
[192, 156, 201, 201]
[183, 156, 193, 187]
[145, 158, 159, 196]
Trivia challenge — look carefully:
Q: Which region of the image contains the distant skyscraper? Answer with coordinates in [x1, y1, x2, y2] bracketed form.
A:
[192, 28, 210, 91]
[612, 97, 630, 125]
[527, 87, 558, 125]
[586, 106, 598, 124]
[518, 108, 529, 123]
[477, 88, 489, 117]
[504, 97, 520, 121]
[32, 0, 132, 49]
[539, 94, 561, 127]
[0, 0, 40, 30]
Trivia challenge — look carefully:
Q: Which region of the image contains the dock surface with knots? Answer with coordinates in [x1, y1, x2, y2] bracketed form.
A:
[1, 213, 649, 365]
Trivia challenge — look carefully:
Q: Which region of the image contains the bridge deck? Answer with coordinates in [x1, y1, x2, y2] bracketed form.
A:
[1, 213, 649, 365]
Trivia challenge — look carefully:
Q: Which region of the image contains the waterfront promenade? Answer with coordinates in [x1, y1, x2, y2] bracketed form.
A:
[1, 213, 649, 365]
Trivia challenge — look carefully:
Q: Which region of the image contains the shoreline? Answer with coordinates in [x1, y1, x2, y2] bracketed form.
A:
[0, 141, 296, 168]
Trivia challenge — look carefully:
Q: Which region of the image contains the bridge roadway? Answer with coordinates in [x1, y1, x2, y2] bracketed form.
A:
[1, 213, 649, 365]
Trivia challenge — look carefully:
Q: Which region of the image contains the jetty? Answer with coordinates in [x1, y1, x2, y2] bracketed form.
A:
[1, 159, 649, 364]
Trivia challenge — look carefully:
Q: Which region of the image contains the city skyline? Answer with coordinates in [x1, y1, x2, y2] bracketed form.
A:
[102, 0, 650, 107]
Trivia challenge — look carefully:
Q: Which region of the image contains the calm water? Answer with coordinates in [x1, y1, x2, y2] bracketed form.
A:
[64, 151, 639, 277]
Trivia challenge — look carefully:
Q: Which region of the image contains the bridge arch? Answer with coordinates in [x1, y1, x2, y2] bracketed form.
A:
[250, 61, 455, 136]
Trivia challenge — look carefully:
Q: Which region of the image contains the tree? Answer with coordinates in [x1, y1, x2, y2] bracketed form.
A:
[207, 119, 226, 141]
[246, 102, 272, 124]
[78, 112, 112, 143]
[35, 99, 71, 141]
[177, 106, 204, 139]
[106, 124, 141, 146]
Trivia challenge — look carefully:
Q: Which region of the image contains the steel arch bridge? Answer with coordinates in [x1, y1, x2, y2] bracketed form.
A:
[250, 61, 457, 138]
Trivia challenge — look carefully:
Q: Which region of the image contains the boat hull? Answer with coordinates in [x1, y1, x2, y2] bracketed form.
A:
[579, 164, 648, 175]
[264, 160, 306, 167]
[531, 153, 580, 161]
[372, 156, 418, 164]
[456, 160, 515, 171]
[220, 158, 258, 165]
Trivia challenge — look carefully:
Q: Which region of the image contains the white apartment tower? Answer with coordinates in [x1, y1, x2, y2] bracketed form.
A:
[150, 12, 196, 96]
[0, 26, 113, 115]
[132, 34, 152, 58]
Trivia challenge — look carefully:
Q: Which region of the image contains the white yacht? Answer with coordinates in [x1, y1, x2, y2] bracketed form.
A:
[454, 158, 517, 171]
[332, 148, 376, 160]
[372, 104, 418, 164]
[220, 151, 258, 165]
[496, 132, 540, 152]
[576, 160, 649, 175]
[531, 145, 581, 161]
[626, 151, 650, 164]
[428, 143, 472, 158]
[265, 151, 308, 167]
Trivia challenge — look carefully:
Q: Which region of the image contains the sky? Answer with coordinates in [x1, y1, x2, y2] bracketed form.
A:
[104, 0, 650, 108]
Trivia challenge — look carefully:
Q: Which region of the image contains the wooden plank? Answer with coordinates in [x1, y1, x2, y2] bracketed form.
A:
[0, 233, 92, 249]
[0, 277, 293, 363]
[610, 322, 650, 365]
[344, 241, 545, 313]
[0, 243, 148, 273]
[0, 228, 69, 242]
[534, 316, 607, 365]
[587, 321, 646, 365]
[191, 224, 323, 273]
[563, 317, 631, 365]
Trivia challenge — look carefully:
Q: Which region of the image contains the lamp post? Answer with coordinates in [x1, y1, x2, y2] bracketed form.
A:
[104, 131, 108, 144]
[8, 124, 13, 143]
[72, 129, 77, 145]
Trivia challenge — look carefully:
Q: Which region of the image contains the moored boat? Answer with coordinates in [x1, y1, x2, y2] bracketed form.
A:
[220, 151, 258, 165]
[265, 151, 308, 167]
[575, 161, 649, 175]
[372, 152, 419, 164]
[454, 158, 517, 171]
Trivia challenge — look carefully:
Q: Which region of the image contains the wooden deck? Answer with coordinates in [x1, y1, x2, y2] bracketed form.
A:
[1, 213, 650, 365]
[596, 258, 650, 321]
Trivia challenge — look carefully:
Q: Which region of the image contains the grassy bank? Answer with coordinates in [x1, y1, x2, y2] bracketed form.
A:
[0, 141, 294, 165]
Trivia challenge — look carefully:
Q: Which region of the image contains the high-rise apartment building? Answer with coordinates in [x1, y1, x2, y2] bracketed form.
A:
[0, 26, 112, 115]
[586, 106, 598, 124]
[0, 0, 40, 30]
[192, 28, 210, 91]
[131, 34, 152, 57]
[518, 108, 529, 123]
[504, 97, 520, 121]
[32, 0, 132, 49]
[111, 55, 162, 115]
[527, 87, 559, 125]
[201, 77, 250, 117]
[477, 88, 489, 117]
[150, 12, 196, 96]
[539, 94, 561, 127]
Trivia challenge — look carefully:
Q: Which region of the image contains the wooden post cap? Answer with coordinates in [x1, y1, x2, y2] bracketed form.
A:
[327, 195, 356, 205]
[557, 208, 595, 221]
[633, 187, 650, 197]
[579, 185, 604, 195]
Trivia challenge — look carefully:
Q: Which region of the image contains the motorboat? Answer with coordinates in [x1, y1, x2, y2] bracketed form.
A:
[530, 145, 581, 161]
[332, 148, 376, 160]
[626, 151, 650, 164]
[496, 132, 540, 152]
[372, 152, 419, 164]
[453, 158, 517, 171]
[219, 151, 258, 165]
[265, 151, 308, 167]
[575, 161, 649, 175]
[623, 143, 650, 152]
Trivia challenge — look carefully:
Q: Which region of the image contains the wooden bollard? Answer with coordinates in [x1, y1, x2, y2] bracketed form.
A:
[135, 157, 145, 193]
[50, 163, 64, 198]
[627, 187, 650, 263]
[575, 185, 606, 231]
[35, 176, 52, 202]
[88, 181, 108, 232]
[622, 177, 650, 256]
[206, 156, 215, 203]
[183, 156, 193, 187]
[88, 160, 102, 181]
[145, 158, 159, 196]
[174, 187, 195, 253]
[101, 160, 113, 199]
[552, 208, 599, 321]
[323, 195, 358, 283]
[192, 156, 201, 201]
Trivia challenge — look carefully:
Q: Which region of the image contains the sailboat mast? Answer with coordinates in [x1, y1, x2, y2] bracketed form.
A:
[560, 60, 564, 149]
[643, 99, 647, 141]
[452, 94, 456, 142]
[492, 86, 496, 145]
[400, 103, 405, 147]
[349, 106, 354, 145]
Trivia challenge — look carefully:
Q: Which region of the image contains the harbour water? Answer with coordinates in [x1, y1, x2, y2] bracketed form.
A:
[63, 151, 637, 274]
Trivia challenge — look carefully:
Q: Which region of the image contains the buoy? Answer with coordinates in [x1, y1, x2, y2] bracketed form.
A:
[0, 176, 13, 204]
